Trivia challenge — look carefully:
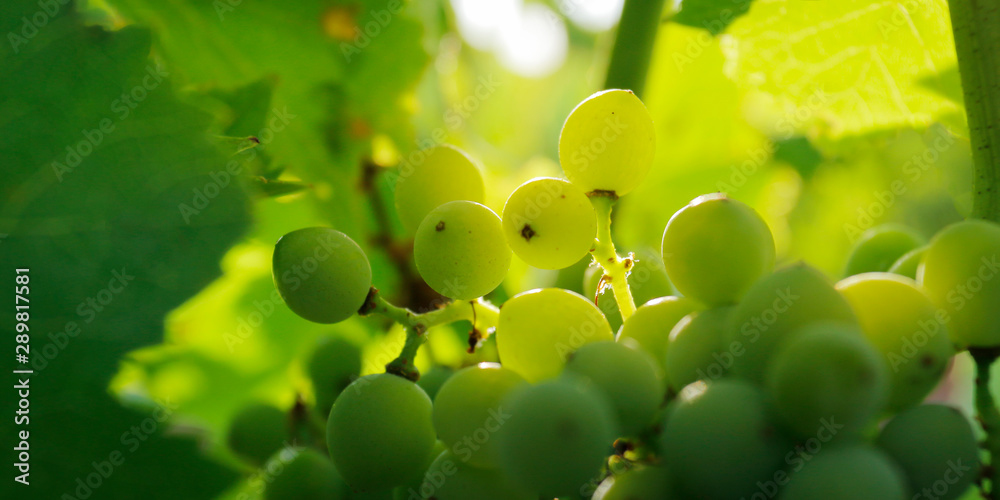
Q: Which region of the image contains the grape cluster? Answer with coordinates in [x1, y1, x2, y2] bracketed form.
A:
[248, 89, 999, 499]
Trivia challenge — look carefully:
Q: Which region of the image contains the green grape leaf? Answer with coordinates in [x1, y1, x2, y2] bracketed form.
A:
[672, 0, 754, 35]
[104, 0, 431, 237]
[0, 2, 250, 498]
[723, 0, 960, 138]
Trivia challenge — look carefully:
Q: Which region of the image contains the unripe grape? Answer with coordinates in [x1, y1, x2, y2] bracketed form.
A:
[393, 144, 485, 233]
[415, 450, 535, 500]
[661, 194, 775, 306]
[496, 288, 613, 382]
[327, 374, 436, 492]
[888, 245, 927, 280]
[496, 378, 617, 498]
[265, 448, 348, 500]
[782, 445, 908, 500]
[665, 306, 734, 391]
[661, 381, 789, 499]
[765, 323, 888, 437]
[432, 363, 526, 469]
[836, 273, 953, 411]
[414, 200, 511, 300]
[726, 262, 858, 383]
[844, 224, 925, 276]
[593, 466, 679, 500]
[273, 227, 371, 324]
[307, 336, 362, 416]
[876, 404, 980, 500]
[564, 341, 664, 436]
[919, 219, 1000, 347]
[502, 177, 597, 269]
[227, 403, 288, 465]
[558, 89, 655, 196]
[618, 296, 700, 374]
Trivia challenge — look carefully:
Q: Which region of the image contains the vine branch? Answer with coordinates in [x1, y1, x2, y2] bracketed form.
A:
[948, 0, 1000, 223]
[604, 0, 668, 97]
[358, 288, 500, 380]
[972, 348, 1000, 497]
[589, 192, 637, 320]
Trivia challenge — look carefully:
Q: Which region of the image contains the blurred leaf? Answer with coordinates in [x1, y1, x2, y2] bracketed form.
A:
[252, 177, 311, 198]
[672, 0, 754, 35]
[724, 0, 959, 137]
[773, 136, 823, 180]
[0, 2, 251, 498]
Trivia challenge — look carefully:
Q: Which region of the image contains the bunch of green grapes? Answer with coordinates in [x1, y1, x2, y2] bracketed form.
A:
[257, 88, 997, 500]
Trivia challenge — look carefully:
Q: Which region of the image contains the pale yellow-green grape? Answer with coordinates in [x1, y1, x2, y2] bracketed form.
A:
[273, 227, 371, 324]
[415, 365, 453, 400]
[593, 466, 679, 500]
[414, 200, 511, 300]
[727, 262, 858, 383]
[496, 288, 613, 382]
[665, 306, 734, 392]
[558, 89, 655, 195]
[660, 381, 789, 499]
[496, 378, 617, 498]
[661, 194, 775, 306]
[765, 323, 888, 437]
[836, 273, 954, 412]
[393, 144, 485, 233]
[876, 404, 980, 500]
[618, 296, 700, 375]
[782, 446, 908, 500]
[888, 245, 927, 280]
[502, 177, 597, 269]
[307, 336, 362, 417]
[919, 219, 1000, 347]
[227, 403, 289, 466]
[564, 341, 664, 437]
[431, 363, 527, 469]
[413, 450, 535, 500]
[844, 224, 925, 277]
[327, 374, 436, 492]
[265, 448, 348, 500]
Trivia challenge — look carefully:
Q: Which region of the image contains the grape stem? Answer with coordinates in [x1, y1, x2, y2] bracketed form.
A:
[358, 288, 500, 381]
[589, 192, 638, 320]
[972, 348, 1000, 498]
[948, 0, 1000, 223]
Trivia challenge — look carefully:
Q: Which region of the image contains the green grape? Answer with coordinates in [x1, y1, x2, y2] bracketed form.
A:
[889, 245, 927, 280]
[558, 89, 655, 196]
[660, 381, 789, 499]
[432, 363, 527, 469]
[553, 254, 593, 295]
[593, 466, 678, 500]
[618, 296, 700, 374]
[920, 219, 1000, 347]
[273, 227, 371, 324]
[496, 288, 614, 382]
[836, 273, 953, 411]
[844, 224, 925, 276]
[765, 323, 888, 437]
[876, 404, 980, 500]
[661, 194, 775, 306]
[665, 306, 734, 391]
[327, 373, 436, 492]
[502, 177, 597, 270]
[585, 264, 623, 331]
[393, 144, 485, 233]
[496, 378, 617, 498]
[227, 403, 288, 465]
[416, 365, 453, 400]
[782, 445, 908, 500]
[410, 450, 535, 500]
[307, 336, 362, 416]
[414, 200, 511, 300]
[564, 341, 664, 437]
[265, 448, 347, 500]
[727, 262, 858, 383]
